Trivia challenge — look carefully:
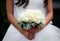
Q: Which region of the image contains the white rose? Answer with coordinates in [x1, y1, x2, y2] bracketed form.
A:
[18, 9, 45, 24]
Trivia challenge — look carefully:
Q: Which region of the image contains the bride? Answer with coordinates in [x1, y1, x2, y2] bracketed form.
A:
[2, 0, 60, 41]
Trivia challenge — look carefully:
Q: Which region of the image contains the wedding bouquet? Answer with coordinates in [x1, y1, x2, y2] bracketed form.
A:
[18, 9, 45, 30]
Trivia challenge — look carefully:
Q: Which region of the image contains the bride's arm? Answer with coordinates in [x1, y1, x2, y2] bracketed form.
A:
[6, 0, 35, 40]
[6, 0, 27, 34]
[45, 0, 53, 25]
[30, 0, 53, 33]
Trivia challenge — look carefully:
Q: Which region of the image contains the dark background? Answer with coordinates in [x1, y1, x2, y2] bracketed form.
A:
[0, 0, 60, 41]
[52, 0, 60, 28]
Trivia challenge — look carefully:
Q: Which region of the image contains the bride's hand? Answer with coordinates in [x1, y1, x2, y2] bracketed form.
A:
[17, 26, 35, 40]
[35, 26, 44, 33]
[22, 30, 35, 40]
[30, 26, 44, 33]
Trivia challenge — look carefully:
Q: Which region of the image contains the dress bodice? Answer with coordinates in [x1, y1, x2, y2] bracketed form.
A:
[14, 0, 47, 20]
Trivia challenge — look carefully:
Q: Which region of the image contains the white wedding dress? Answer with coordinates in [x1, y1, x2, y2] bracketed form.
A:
[2, 0, 60, 41]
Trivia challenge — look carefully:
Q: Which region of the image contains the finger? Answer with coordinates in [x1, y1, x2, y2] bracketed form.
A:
[28, 36, 35, 40]
[29, 33, 35, 38]
[30, 35, 35, 40]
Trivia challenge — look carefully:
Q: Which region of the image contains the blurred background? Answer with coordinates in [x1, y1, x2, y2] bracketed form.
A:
[0, 0, 60, 41]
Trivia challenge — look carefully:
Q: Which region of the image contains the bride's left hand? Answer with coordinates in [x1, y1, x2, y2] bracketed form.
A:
[29, 26, 44, 34]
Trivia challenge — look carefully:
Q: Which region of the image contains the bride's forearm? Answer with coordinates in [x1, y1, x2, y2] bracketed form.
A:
[45, 0, 53, 26]
[7, 13, 25, 33]
[6, 0, 25, 33]
[45, 12, 53, 26]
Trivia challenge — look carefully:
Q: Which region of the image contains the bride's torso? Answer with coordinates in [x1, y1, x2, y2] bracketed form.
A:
[14, 0, 47, 20]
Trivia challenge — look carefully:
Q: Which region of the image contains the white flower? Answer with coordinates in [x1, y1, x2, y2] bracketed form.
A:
[18, 9, 45, 26]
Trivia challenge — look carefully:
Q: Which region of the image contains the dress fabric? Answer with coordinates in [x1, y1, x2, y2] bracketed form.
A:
[2, 0, 60, 41]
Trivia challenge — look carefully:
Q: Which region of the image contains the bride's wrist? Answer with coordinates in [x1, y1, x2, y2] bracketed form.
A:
[37, 26, 44, 31]
[17, 26, 25, 33]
